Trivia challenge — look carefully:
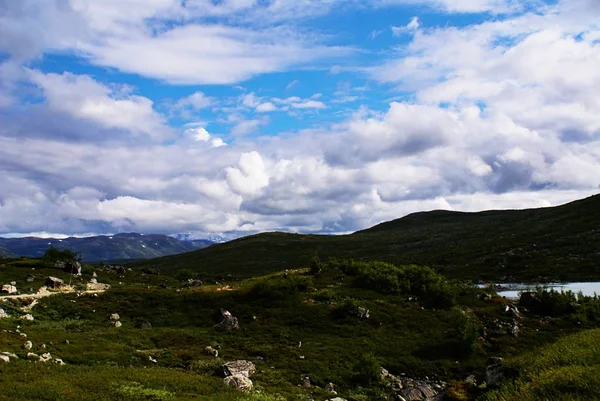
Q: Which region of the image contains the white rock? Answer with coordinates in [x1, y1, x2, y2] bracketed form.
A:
[111, 320, 122, 328]
[1, 284, 17, 295]
[0, 308, 10, 318]
[54, 358, 65, 366]
[20, 314, 34, 321]
[40, 352, 52, 363]
[148, 355, 157, 364]
[110, 313, 120, 321]
[19, 333, 27, 338]
[27, 352, 40, 361]
[0, 355, 9, 363]
[23, 341, 33, 350]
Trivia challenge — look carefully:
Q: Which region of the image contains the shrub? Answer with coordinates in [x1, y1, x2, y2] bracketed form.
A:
[352, 353, 381, 385]
[520, 287, 600, 320]
[451, 309, 481, 356]
[43, 246, 80, 262]
[249, 275, 313, 300]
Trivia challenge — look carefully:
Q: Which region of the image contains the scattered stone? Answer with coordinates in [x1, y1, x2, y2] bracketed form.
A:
[63, 340, 70, 345]
[485, 357, 518, 387]
[224, 375, 253, 392]
[0, 352, 18, 360]
[299, 355, 305, 359]
[503, 304, 521, 319]
[92, 272, 97, 278]
[40, 352, 52, 363]
[0, 355, 9, 363]
[36, 286, 52, 296]
[325, 383, 337, 394]
[86, 279, 111, 291]
[140, 321, 152, 330]
[222, 360, 256, 378]
[0, 308, 10, 318]
[110, 320, 123, 328]
[148, 355, 157, 364]
[1, 284, 17, 294]
[19, 333, 27, 338]
[205, 346, 219, 357]
[328, 398, 348, 401]
[20, 314, 34, 321]
[110, 313, 120, 321]
[41, 344, 47, 349]
[357, 307, 370, 319]
[301, 375, 312, 388]
[465, 375, 477, 386]
[9, 281, 16, 286]
[27, 352, 40, 361]
[45, 276, 64, 289]
[213, 309, 239, 332]
[187, 279, 203, 287]
[54, 358, 66, 366]
[23, 341, 33, 350]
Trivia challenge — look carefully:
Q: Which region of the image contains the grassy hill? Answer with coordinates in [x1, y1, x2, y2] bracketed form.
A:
[137, 194, 600, 281]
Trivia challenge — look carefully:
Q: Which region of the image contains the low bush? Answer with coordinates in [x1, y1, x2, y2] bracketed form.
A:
[249, 274, 313, 300]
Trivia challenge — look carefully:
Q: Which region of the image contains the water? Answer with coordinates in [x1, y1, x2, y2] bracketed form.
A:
[480, 282, 600, 299]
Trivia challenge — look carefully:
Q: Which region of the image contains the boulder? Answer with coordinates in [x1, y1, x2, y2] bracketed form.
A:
[0, 352, 18, 360]
[213, 309, 239, 332]
[222, 360, 256, 378]
[110, 320, 122, 328]
[40, 352, 52, 363]
[110, 313, 120, 321]
[325, 382, 337, 394]
[86, 280, 111, 291]
[45, 276, 64, 289]
[301, 375, 312, 388]
[54, 358, 66, 366]
[224, 375, 253, 392]
[20, 314, 34, 321]
[1, 284, 17, 294]
[140, 321, 152, 330]
[27, 352, 40, 361]
[357, 307, 370, 319]
[205, 346, 219, 357]
[92, 272, 97, 278]
[23, 341, 33, 350]
[0, 308, 10, 318]
[0, 355, 9, 363]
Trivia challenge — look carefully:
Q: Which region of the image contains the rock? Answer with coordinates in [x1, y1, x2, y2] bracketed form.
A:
[329, 398, 348, 401]
[357, 307, 370, 319]
[92, 272, 97, 278]
[54, 358, 65, 366]
[110, 320, 122, 328]
[213, 309, 239, 332]
[19, 333, 27, 338]
[1, 284, 17, 294]
[63, 261, 82, 276]
[27, 352, 40, 361]
[110, 313, 120, 321]
[45, 276, 64, 289]
[86, 280, 111, 291]
[0, 308, 10, 318]
[36, 286, 51, 296]
[0, 352, 18, 360]
[222, 360, 256, 378]
[20, 314, 34, 321]
[140, 321, 152, 330]
[503, 304, 521, 319]
[40, 352, 52, 363]
[187, 279, 203, 287]
[325, 382, 337, 394]
[205, 346, 219, 357]
[0, 355, 9, 363]
[301, 375, 312, 388]
[465, 375, 477, 385]
[23, 341, 33, 350]
[148, 355, 157, 364]
[63, 340, 70, 344]
[224, 375, 253, 392]
[485, 357, 512, 387]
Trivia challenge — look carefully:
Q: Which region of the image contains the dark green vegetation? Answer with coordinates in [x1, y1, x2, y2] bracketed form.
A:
[1, 257, 599, 400]
[138, 194, 600, 281]
[0, 233, 213, 262]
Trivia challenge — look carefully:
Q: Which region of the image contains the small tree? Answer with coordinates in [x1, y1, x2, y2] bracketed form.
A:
[43, 246, 80, 262]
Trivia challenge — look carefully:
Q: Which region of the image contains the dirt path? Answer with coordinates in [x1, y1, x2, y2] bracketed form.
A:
[0, 289, 107, 301]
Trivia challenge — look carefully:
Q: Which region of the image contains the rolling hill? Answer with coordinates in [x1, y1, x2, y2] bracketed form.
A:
[137, 194, 600, 281]
[0, 233, 213, 262]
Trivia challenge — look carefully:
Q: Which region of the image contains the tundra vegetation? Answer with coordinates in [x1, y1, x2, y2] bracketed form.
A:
[1, 255, 599, 400]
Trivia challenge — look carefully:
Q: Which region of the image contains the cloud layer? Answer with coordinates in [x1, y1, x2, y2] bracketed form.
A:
[0, 0, 599, 238]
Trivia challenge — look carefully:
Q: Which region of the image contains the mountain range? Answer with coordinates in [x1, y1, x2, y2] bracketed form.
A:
[0, 233, 213, 262]
[136, 193, 600, 282]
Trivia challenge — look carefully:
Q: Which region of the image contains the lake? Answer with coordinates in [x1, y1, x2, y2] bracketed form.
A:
[486, 282, 600, 299]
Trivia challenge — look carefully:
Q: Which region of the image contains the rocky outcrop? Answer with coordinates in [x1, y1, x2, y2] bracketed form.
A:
[45, 276, 64, 289]
[1, 284, 17, 294]
[221, 360, 256, 392]
[224, 375, 253, 392]
[213, 309, 239, 332]
[86, 278, 111, 291]
[381, 368, 445, 401]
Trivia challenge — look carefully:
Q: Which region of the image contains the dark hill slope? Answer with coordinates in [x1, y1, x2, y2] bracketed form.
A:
[138, 194, 600, 281]
[0, 233, 213, 262]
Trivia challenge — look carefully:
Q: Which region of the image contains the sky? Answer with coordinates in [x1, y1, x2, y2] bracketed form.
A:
[0, 0, 599, 239]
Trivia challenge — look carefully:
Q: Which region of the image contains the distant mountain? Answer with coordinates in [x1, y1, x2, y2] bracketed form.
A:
[136, 194, 600, 281]
[0, 233, 214, 262]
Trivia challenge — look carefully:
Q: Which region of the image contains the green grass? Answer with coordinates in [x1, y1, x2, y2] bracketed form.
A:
[482, 329, 600, 401]
[1, 258, 599, 400]
[134, 194, 600, 281]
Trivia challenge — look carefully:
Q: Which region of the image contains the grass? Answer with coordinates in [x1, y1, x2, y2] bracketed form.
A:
[134, 194, 600, 282]
[481, 329, 600, 401]
[1, 257, 598, 400]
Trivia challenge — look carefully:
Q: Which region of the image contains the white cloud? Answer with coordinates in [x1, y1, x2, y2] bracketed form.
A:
[256, 102, 278, 112]
[175, 91, 214, 110]
[291, 100, 327, 109]
[226, 151, 270, 196]
[392, 16, 420, 36]
[28, 70, 168, 138]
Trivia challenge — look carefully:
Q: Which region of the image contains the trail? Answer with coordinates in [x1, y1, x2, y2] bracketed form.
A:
[0, 289, 107, 301]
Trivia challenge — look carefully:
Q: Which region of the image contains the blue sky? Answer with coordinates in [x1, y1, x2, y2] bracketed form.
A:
[0, 0, 599, 239]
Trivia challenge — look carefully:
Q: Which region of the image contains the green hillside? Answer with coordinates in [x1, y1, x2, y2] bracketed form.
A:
[137, 194, 600, 281]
